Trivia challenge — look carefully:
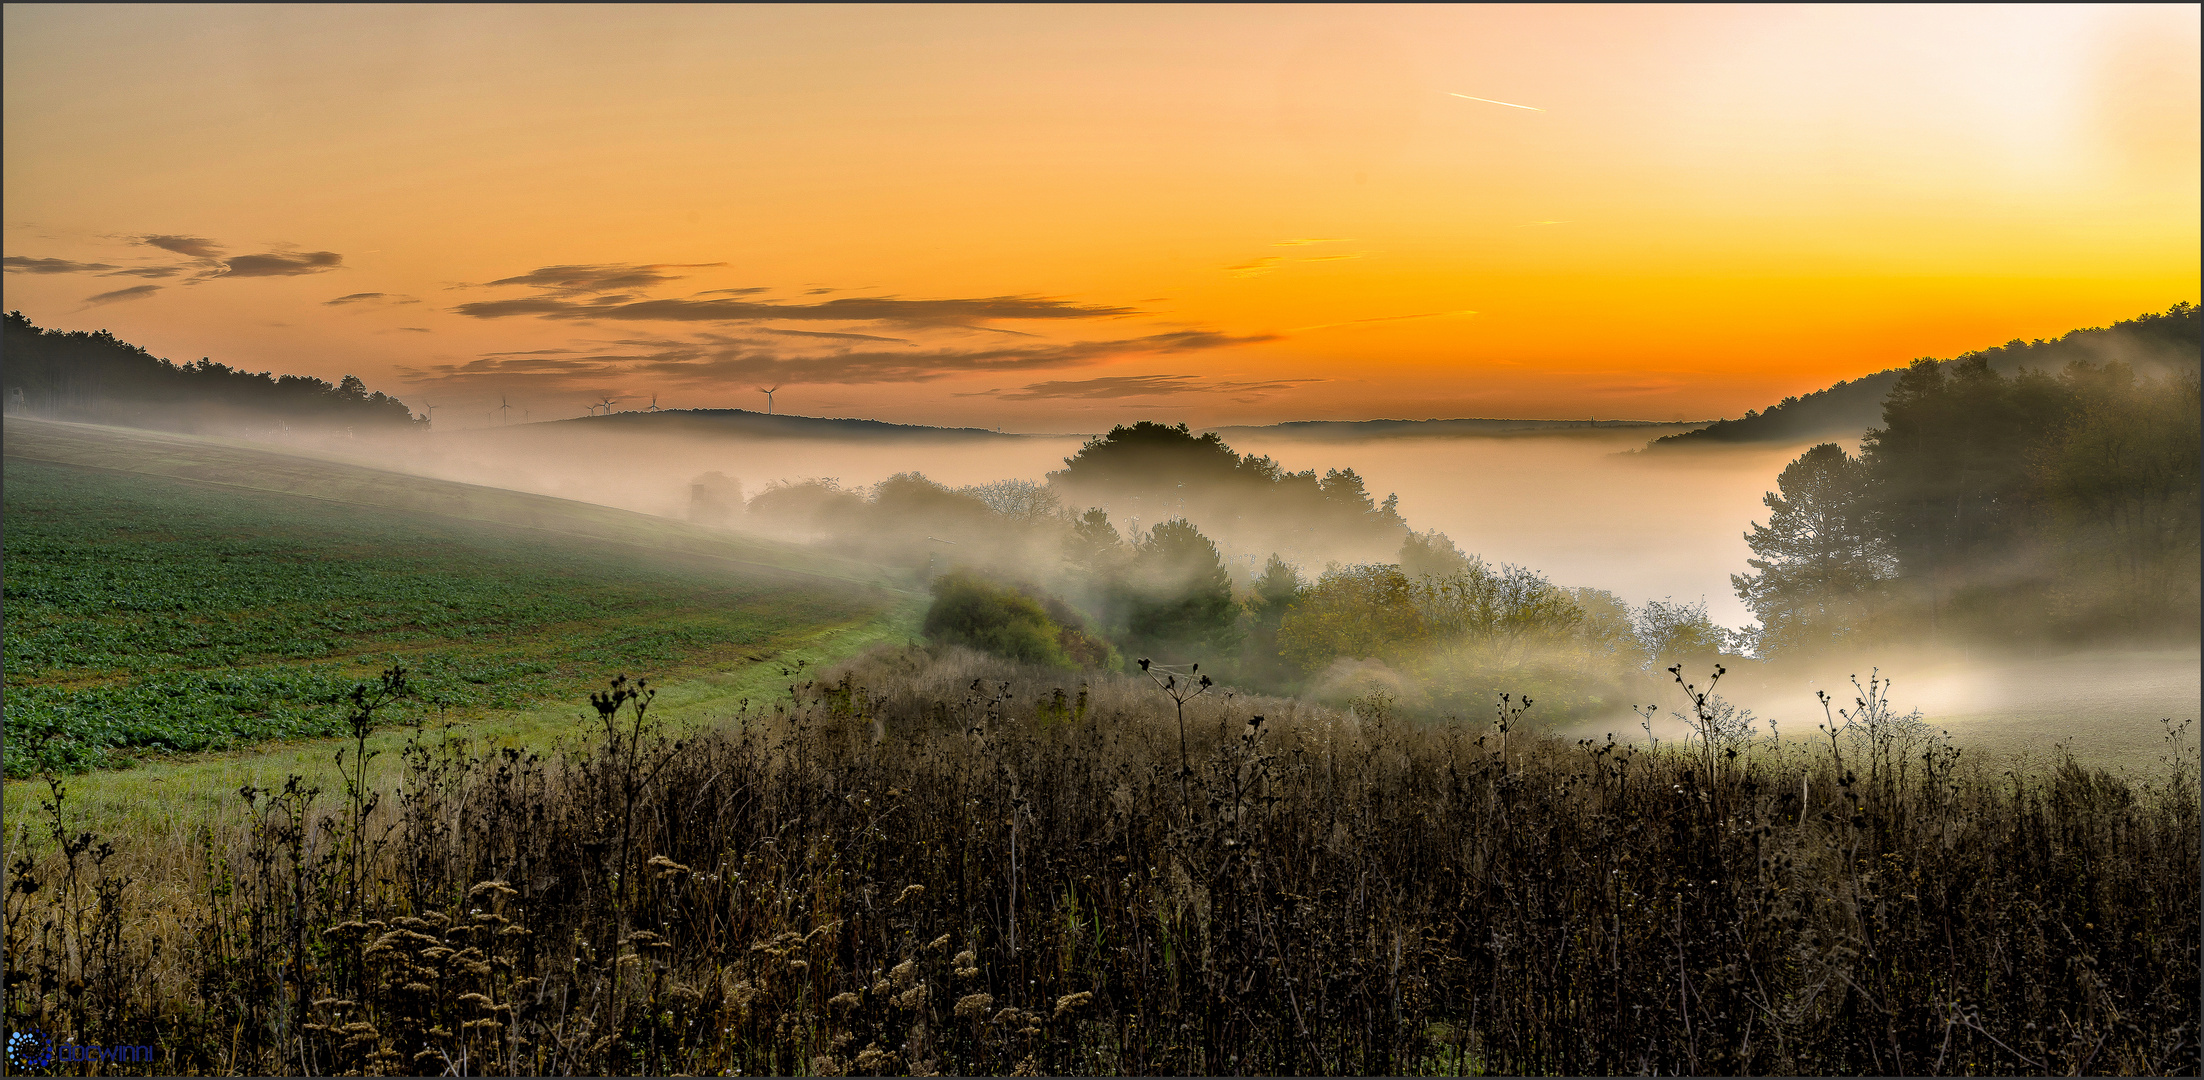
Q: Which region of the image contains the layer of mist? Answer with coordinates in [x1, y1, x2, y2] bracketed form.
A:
[29, 408, 2195, 768]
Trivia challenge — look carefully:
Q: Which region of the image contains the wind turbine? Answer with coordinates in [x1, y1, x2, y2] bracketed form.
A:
[646, 394, 662, 412]
[500, 396, 512, 424]
[422, 400, 438, 427]
[757, 386, 780, 415]
[598, 396, 618, 415]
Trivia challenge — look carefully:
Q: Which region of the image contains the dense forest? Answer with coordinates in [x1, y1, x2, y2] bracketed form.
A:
[1, 311, 421, 432]
[1733, 352, 2201, 654]
[1651, 302, 2200, 448]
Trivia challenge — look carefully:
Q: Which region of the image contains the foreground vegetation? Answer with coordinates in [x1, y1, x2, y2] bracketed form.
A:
[1, 452, 893, 776]
[7, 646, 2193, 1075]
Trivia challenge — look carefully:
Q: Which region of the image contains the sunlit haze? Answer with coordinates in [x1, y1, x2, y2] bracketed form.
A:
[5, 3, 2197, 428]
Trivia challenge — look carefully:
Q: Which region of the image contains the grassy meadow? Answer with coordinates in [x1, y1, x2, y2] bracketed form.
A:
[3, 419, 913, 781]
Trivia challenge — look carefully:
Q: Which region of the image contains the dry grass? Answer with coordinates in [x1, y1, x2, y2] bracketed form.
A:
[5, 645, 2196, 1075]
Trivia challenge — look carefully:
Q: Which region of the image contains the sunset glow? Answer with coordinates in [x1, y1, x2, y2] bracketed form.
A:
[6, 3, 2197, 429]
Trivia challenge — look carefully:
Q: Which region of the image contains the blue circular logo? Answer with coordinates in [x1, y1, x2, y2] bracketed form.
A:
[7, 1028, 53, 1069]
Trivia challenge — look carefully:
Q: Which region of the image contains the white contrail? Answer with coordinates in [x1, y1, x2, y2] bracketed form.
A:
[1449, 92, 1543, 112]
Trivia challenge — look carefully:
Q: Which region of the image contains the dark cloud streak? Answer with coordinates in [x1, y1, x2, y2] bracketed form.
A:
[481, 263, 729, 296]
[82, 284, 163, 306]
[398, 330, 1273, 396]
[325, 291, 420, 306]
[207, 251, 343, 278]
[996, 373, 1321, 400]
[137, 234, 225, 258]
[452, 292, 1139, 328]
[3, 256, 119, 274]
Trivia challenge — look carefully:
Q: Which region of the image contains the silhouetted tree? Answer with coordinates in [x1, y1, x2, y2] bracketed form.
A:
[1121, 518, 1240, 658]
[1861, 355, 2072, 635]
[1242, 554, 1306, 678]
[2037, 362, 2202, 632]
[1399, 529, 1471, 579]
[1731, 443, 1893, 656]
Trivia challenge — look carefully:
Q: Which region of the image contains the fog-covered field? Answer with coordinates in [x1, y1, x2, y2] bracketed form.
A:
[246, 414, 2196, 769]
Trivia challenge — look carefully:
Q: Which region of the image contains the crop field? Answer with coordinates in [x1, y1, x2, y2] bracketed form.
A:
[2, 421, 907, 777]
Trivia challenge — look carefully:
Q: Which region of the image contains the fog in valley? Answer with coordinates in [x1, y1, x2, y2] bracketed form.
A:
[203, 408, 2195, 771]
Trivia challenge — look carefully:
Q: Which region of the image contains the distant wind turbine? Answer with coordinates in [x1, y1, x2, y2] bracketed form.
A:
[500, 396, 512, 424]
[598, 397, 618, 415]
[646, 394, 662, 412]
[422, 400, 438, 427]
[758, 386, 780, 415]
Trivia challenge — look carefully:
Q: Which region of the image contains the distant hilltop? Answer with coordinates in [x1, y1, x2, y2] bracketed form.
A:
[1218, 417, 1703, 440]
[495, 407, 1701, 440]
[515, 410, 1708, 442]
[544, 408, 1022, 441]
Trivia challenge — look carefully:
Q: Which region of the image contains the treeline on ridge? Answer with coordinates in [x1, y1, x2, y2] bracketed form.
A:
[1733, 350, 2200, 653]
[1, 310, 421, 432]
[1650, 302, 2199, 448]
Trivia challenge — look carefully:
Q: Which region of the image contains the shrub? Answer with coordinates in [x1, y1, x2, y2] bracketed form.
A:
[923, 571, 1117, 670]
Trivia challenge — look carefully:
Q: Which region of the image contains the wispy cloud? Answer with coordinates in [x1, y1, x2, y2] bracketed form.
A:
[81, 284, 163, 306]
[136, 234, 225, 258]
[451, 292, 1140, 328]
[1273, 238, 1354, 246]
[206, 250, 343, 278]
[325, 291, 420, 306]
[1289, 309, 1477, 333]
[1224, 257, 1284, 278]
[104, 265, 186, 278]
[479, 262, 729, 297]
[3, 256, 119, 274]
[397, 330, 1272, 395]
[989, 373, 1322, 400]
[759, 327, 913, 344]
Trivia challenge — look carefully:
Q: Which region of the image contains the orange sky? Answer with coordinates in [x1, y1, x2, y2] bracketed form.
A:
[5, 4, 2197, 430]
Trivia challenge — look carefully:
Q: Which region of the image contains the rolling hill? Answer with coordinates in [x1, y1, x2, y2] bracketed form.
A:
[1645, 302, 2199, 450]
[2, 417, 913, 775]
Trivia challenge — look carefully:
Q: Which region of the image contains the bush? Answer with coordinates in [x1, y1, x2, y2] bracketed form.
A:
[923, 571, 1116, 670]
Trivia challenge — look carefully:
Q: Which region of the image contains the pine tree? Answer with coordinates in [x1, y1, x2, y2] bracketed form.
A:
[1731, 443, 1893, 655]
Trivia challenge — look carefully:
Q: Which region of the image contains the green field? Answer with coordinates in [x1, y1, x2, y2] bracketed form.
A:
[3, 419, 915, 778]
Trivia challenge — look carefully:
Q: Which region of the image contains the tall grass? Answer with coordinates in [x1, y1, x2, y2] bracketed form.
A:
[5, 646, 2196, 1075]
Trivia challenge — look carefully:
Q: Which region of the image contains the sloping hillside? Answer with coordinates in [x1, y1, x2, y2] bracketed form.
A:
[3, 418, 910, 775]
[1646, 302, 2199, 449]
